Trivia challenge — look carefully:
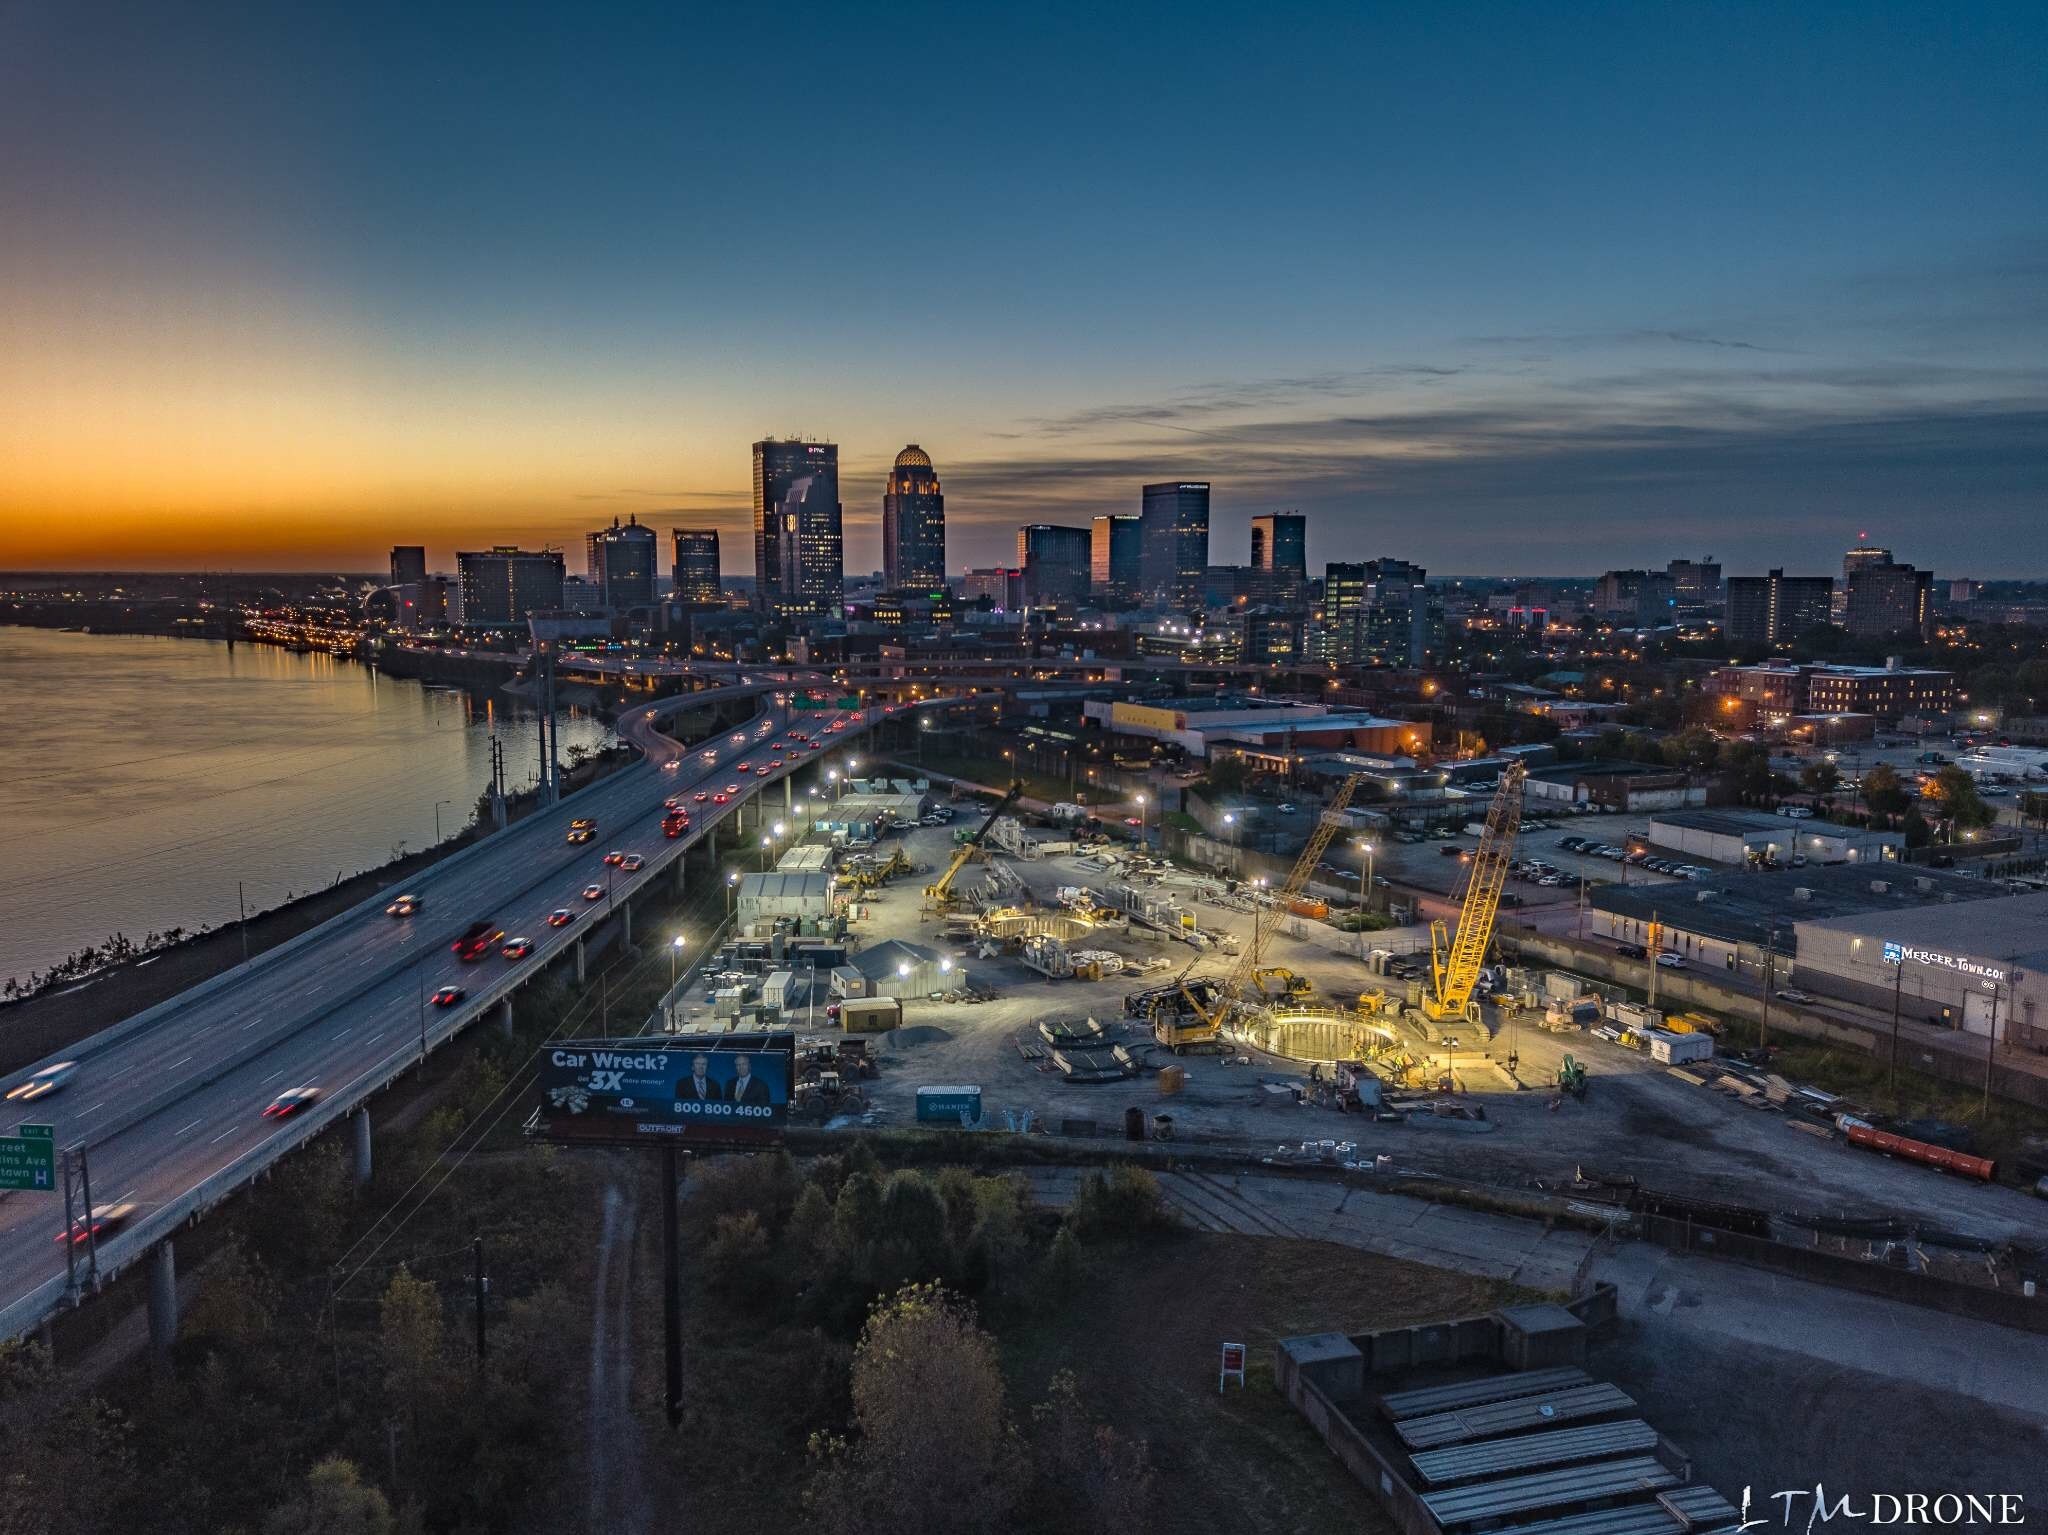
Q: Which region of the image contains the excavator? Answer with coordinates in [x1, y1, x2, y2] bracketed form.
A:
[1419, 762, 1526, 1031]
[922, 781, 1024, 914]
[1251, 966, 1313, 1003]
[1150, 773, 1368, 1050]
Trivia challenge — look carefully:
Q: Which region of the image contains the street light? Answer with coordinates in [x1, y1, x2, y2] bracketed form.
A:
[670, 934, 687, 986]
[434, 798, 454, 844]
[1223, 811, 1241, 875]
[760, 833, 773, 870]
[1354, 839, 1376, 952]
[1135, 792, 1148, 849]
[725, 870, 739, 916]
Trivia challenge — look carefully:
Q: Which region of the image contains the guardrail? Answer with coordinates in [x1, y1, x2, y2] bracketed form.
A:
[0, 693, 884, 1342]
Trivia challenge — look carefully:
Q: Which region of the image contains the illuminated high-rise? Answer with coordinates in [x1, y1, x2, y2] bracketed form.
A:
[1140, 481, 1209, 607]
[752, 439, 843, 620]
[670, 528, 721, 605]
[882, 445, 946, 591]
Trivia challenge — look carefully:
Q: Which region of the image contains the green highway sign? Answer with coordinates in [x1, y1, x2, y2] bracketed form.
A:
[17, 1124, 52, 1139]
[0, 1134, 56, 1192]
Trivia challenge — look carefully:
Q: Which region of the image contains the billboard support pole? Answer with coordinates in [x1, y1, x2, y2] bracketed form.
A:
[663, 1145, 684, 1428]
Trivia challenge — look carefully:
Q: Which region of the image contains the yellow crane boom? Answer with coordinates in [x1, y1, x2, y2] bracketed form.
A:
[923, 781, 1025, 908]
[1425, 761, 1527, 1022]
[1209, 773, 1368, 1016]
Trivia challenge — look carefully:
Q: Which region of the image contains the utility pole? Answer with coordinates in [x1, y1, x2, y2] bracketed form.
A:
[1646, 910, 1660, 1012]
[1984, 970, 2007, 1118]
[1758, 929, 1777, 1053]
[1889, 960, 1903, 1106]
[473, 1236, 488, 1372]
[238, 881, 250, 966]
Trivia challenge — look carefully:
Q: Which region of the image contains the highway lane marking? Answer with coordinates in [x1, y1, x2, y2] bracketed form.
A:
[333, 1028, 352, 1040]
[175, 1118, 204, 1137]
[242, 1018, 263, 1030]
[261, 1069, 284, 1084]
[79, 1102, 105, 1117]
[169, 1055, 193, 1069]
[209, 1127, 239, 1145]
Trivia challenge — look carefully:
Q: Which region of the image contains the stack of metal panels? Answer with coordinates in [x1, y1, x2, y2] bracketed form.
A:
[1396, 1383, 1639, 1451]
[1421, 1459, 1678, 1528]
[1410, 1420, 1659, 1486]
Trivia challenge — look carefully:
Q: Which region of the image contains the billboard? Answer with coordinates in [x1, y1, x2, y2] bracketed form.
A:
[537, 1034, 793, 1147]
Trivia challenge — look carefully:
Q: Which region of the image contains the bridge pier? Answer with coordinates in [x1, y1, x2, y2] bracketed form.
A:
[784, 777, 792, 812]
[497, 997, 514, 1038]
[574, 937, 587, 985]
[148, 1241, 178, 1365]
[352, 1107, 373, 1185]
[674, 857, 687, 895]
[621, 901, 633, 947]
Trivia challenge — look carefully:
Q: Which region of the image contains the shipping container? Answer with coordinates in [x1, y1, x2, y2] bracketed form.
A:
[1287, 896, 1329, 920]
[916, 1085, 983, 1125]
[839, 996, 902, 1034]
[1646, 1029, 1714, 1065]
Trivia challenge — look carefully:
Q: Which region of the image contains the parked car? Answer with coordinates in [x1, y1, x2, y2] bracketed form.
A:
[1616, 943, 1648, 959]
[1655, 952, 1686, 969]
[1776, 988, 1815, 1005]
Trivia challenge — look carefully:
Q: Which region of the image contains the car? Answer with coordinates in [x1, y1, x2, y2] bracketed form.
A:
[582, 883, 605, 901]
[1277, 802, 1298, 814]
[664, 797, 683, 810]
[501, 936, 533, 959]
[1776, 988, 1815, 1005]
[567, 818, 596, 844]
[693, 791, 708, 802]
[725, 783, 740, 794]
[57, 1202, 138, 1248]
[263, 1085, 322, 1118]
[1439, 844, 1464, 857]
[1124, 816, 1142, 827]
[713, 792, 729, 805]
[1616, 943, 1648, 959]
[736, 761, 752, 772]
[7, 1061, 79, 1102]
[452, 920, 503, 960]
[620, 854, 644, 872]
[602, 849, 625, 866]
[432, 985, 466, 1007]
[385, 894, 422, 917]
[546, 908, 575, 927]
[756, 766, 772, 776]
[1538, 874, 1564, 887]
[1655, 952, 1686, 969]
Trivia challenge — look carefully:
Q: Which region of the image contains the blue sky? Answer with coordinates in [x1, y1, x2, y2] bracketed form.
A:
[2, 0, 2043, 574]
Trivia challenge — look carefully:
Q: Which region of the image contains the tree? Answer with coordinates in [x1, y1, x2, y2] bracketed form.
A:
[1660, 727, 1720, 772]
[785, 1181, 835, 1281]
[1041, 1224, 1083, 1298]
[1928, 766, 1995, 832]
[1863, 763, 1911, 825]
[183, 1239, 277, 1352]
[705, 1212, 775, 1302]
[1799, 760, 1841, 799]
[1717, 742, 1775, 805]
[380, 1265, 445, 1431]
[806, 1283, 1022, 1535]
[1030, 1370, 1155, 1535]
[263, 1457, 395, 1535]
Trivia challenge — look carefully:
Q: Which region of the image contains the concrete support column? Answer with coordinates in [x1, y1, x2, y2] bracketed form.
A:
[496, 997, 514, 1038]
[674, 857, 687, 894]
[621, 901, 633, 947]
[784, 777, 793, 812]
[575, 937, 587, 985]
[148, 1241, 178, 1364]
[352, 1107, 373, 1185]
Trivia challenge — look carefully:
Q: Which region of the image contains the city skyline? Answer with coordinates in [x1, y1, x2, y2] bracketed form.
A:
[3, 3, 2045, 575]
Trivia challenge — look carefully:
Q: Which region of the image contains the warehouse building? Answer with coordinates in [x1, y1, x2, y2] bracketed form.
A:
[1646, 808, 1903, 867]
[816, 787, 930, 842]
[736, 870, 835, 933]
[1793, 893, 2048, 1049]
[1590, 864, 1997, 979]
[1524, 762, 1705, 813]
[848, 939, 963, 999]
[1085, 698, 1430, 761]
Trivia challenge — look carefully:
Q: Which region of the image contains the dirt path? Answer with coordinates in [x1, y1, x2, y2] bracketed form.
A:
[586, 1181, 650, 1535]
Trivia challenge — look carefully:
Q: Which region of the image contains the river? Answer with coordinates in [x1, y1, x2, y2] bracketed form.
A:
[0, 628, 612, 990]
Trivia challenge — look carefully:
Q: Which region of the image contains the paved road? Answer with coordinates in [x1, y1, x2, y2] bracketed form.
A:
[0, 679, 874, 1326]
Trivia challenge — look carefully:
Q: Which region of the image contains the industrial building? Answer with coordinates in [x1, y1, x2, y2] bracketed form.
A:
[1589, 864, 1996, 978]
[1794, 892, 2048, 1049]
[1086, 698, 1429, 761]
[1706, 660, 1957, 722]
[1646, 808, 1902, 868]
[816, 785, 930, 842]
[1523, 762, 1704, 813]
[735, 870, 835, 932]
[846, 938, 963, 1000]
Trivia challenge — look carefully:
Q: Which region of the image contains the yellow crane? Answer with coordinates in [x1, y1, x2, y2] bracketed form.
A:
[1422, 761, 1526, 1025]
[1163, 773, 1369, 1044]
[922, 781, 1024, 912]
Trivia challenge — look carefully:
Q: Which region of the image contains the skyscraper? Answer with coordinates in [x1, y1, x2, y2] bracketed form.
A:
[1139, 481, 1210, 608]
[1249, 512, 1306, 603]
[671, 528, 721, 605]
[1322, 561, 1369, 663]
[1726, 570, 1836, 648]
[1845, 560, 1932, 640]
[389, 545, 427, 586]
[586, 514, 657, 609]
[455, 547, 565, 628]
[1015, 523, 1092, 605]
[882, 445, 945, 591]
[752, 439, 843, 620]
[1667, 557, 1722, 608]
[1091, 513, 1143, 603]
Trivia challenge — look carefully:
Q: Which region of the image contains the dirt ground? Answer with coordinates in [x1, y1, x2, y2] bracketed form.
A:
[808, 823, 2048, 1250]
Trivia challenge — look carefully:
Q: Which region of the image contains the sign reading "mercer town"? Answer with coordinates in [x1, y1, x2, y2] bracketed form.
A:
[1881, 942, 2007, 984]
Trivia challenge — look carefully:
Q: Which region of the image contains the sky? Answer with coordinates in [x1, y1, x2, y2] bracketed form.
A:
[2, 1, 2044, 578]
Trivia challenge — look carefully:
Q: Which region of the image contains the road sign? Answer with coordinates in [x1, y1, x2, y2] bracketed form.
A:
[0, 1134, 56, 1192]
[17, 1124, 52, 1139]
